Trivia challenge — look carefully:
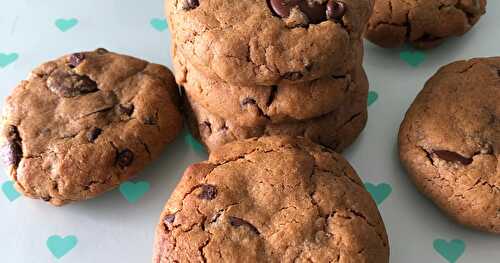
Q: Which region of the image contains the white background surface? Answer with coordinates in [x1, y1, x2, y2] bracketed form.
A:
[0, 0, 499, 262]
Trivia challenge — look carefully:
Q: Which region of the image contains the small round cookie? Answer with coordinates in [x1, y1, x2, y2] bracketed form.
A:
[175, 47, 365, 127]
[0, 49, 183, 206]
[365, 0, 486, 49]
[184, 71, 368, 152]
[166, 0, 373, 86]
[153, 136, 389, 262]
[399, 57, 500, 233]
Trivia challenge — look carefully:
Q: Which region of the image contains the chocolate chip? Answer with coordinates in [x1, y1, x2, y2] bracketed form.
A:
[182, 0, 199, 10]
[41, 196, 52, 202]
[118, 104, 135, 116]
[198, 184, 217, 200]
[241, 98, 257, 106]
[268, 0, 329, 24]
[95, 48, 109, 54]
[87, 127, 102, 142]
[326, 1, 346, 21]
[116, 149, 134, 168]
[1, 126, 22, 167]
[229, 216, 260, 235]
[283, 71, 304, 81]
[47, 69, 98, 98]
[1, 142, 22, 167]
[434, 150, 473, 165]
[68, 53, 85, 68]
[163, 214, 176, 230]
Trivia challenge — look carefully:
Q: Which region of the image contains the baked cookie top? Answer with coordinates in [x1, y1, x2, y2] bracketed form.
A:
[175, 44, 367, 127]
[0, 49, 183, 206]
[166, 0, 373, 86]
[399, 57, 500, 233]
[154, 136, 389, 262]
[366, 0, 486, 49]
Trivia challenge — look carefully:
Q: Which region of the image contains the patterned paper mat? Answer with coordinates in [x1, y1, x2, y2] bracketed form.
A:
[0, 0, 499, 262]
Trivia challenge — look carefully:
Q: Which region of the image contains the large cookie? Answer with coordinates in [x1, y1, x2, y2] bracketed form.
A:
[365, 0, 486, 49]
[399, 57, 500, 233]
[153, 136, 389, 262]
[166, 0, 373, 86]
[184, 70, 368, 152]
[175, 44, 365, 127]
[0, 49, 183, 206]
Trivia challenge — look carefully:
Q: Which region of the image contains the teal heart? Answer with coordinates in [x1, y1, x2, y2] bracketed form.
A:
[185, 134, 207, 155]
[0, 53, 19, 68]
[400, 50, 426, 67]
[434, 239, 466, 263]
[150, 18, 168, 32]
[2, 181, 21, 202]
[364, 183, 392, 205]
[367, 91, 379, 106]
[55, 18, 79, 32]
[46, 235, 78, 259]
[119, 181, 150, 203]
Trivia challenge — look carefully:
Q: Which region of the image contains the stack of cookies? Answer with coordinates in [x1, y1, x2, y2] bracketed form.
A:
[166, 0, 374, 152]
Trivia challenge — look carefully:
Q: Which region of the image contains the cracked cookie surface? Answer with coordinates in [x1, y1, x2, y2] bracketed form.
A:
[175, 41, 365, 127]
[153, 136, 389, 262]
[165, 0, 373, 86]
[399, 57, 500, 233]
[0, 49, 183, 206]
[365, 0, 487, 49]
[184, 67, 368, 153]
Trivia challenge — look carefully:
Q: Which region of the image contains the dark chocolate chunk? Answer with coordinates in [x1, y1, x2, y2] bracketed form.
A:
[183, 0, 199, 10]
[118, 104, 135, 116]
[163, 214, 176, 230]
[229, 216, 260, 234]
[95, 48, 109, 54]
[87, 128, 102, 142]
[116, 149, 134, 168]
[68, 53, 85, 68]
[198, 184, 217, 200]
[1, 126, 22, 167]
[47, 69, 98, 98]
[268, 0, 331, 24]
[326, 1, 346, 21]
[434, 150, 473, 165]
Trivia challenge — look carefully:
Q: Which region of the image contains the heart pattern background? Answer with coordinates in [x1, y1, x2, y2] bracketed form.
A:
[55, 18, 79, 32]
[1, 0, 499, 262]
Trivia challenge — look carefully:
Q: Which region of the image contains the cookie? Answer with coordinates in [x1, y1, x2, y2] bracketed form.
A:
[184, 70, 368, 152]
[365, 0, 486, 49]
[399, 57, 500, 233]
[0, 49, 183, 206]
[166, 0, 373, 86]
[175, 45, 365, 127]
[153, 136, 389, 262]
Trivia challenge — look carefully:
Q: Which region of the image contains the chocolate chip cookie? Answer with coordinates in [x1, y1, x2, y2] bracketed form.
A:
[0, 49, 183, 206]
[184, 69, 368, 152]
[153, 136, 389, 262]
[166, 0, 373, 86]
[175, 43, 365, 127]
[399, 57, 500, 233]
[365, 0, 487, 49]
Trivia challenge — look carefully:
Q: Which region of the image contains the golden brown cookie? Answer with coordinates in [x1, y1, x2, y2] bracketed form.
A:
[184, 67, 369, 153]
[399, 57, 500, 233]
[174, 42, 365, 127]
[166, 0, 373, 86]
[153, 136, 389, 262]
[365, 0, 486, 49]
[0, 49, 183, 206]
